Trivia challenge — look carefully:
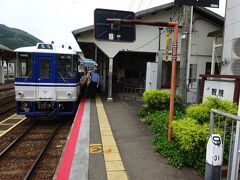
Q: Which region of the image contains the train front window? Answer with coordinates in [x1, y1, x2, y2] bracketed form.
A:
[17, 53, 32, 78]
[58, 54, 77, 79]
[40, 60, 50, 78]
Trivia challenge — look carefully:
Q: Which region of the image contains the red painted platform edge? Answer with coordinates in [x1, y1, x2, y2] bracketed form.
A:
[55, 96, 86, 180]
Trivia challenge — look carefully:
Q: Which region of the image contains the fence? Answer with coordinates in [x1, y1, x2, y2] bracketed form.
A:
[209, 109, 240, 180]
[121, 86, 145, 101]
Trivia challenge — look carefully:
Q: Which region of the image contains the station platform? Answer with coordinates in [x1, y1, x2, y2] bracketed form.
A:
[54, 95, 203, 180]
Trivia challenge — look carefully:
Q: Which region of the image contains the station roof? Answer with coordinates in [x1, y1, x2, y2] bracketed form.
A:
[207, 29, 223, 37]
[0, 44, 14, 61]
[72, 2, 224, 37]
[0, 44, 13, 52]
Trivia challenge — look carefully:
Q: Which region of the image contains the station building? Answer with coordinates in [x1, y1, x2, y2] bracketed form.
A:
[73, 2, 224, 103]
[0, 44, 15, 84]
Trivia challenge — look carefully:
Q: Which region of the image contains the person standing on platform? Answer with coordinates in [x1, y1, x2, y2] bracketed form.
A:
[87, 67, 100, 99]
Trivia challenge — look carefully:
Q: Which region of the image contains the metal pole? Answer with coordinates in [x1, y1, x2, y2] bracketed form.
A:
[179, 5, 191, 103]
[210, 111, 214, 135]
[168, 24, 179, 142]
[107, 57, 113, 102]
[95, 46, 98, 62]
[230, 97, 240, 180]
[107, 18, 178, 27]
[157, 28, 163, 89]
[187, 6, 193, 85]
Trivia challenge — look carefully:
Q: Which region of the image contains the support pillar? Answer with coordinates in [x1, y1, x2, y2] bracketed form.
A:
[179, 5, 191, 103]
[6, 61, 9, 80]
[107, 57, 113, 102]
[103, 59, 107, 92]
[0, 59, 4, 84]
[211, 37, 216, 75]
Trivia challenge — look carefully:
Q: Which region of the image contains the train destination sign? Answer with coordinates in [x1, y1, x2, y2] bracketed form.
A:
[174, 0, 219, 8]
[37, 43, 53, 50]
[94, 8, 136, 42]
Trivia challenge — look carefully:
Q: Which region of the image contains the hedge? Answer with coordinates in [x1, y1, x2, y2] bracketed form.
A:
[143, 90, 185, 112]
[139, 95, 237, 174]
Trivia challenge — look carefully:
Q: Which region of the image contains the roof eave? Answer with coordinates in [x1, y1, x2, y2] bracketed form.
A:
[72, 3, 224, 36]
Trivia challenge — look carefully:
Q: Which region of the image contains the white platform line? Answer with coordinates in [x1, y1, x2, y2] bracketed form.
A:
[69, 99, 90, 180]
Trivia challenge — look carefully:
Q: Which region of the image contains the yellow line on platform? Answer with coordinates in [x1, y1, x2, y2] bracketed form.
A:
[0, 113, 17, 125]
[0, 114, 27, 138]
[96, 96, 128, 180]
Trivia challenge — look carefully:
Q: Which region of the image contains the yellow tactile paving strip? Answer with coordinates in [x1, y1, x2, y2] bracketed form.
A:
[96, 96, 128, 180]
[0, 113, 26, 138]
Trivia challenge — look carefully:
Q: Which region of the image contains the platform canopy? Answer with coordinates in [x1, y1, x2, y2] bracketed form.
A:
[0, 44, 14, 61]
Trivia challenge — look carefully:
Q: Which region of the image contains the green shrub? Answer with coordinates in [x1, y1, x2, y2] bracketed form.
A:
[186, 97, 238, 124]
[145, 110, 185, 133]
[204, 97, 238, 115]
[143, 90, 170, 108]
[153, 134, 187, 167]
[173, 94, 185, 112]
[147, 110, 169, 134]
[141, 96, 237, 175]
[152, 117, 208, 174]
[143, 90, 185, 112]
[172, 118, 210, 174]
[172, 118, 209, 152]
[138, 107, 160, 118]
[186, 104, 210, 124]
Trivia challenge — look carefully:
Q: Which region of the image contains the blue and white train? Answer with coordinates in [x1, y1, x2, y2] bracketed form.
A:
[14, 43, 81, 117]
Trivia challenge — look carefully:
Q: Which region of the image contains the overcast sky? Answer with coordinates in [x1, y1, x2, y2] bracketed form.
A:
[0, 0, 226, 51]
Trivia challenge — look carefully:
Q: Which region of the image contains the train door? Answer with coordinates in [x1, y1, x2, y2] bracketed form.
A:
[35, 54, 56, 100]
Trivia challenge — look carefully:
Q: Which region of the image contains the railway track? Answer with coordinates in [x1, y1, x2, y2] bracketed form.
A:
[0, 118, 72, 179]
[0, 89, 15, 114]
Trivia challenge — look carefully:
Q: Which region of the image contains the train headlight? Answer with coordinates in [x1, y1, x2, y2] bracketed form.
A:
[18, 92, 24, 97]
[67, 92, 72, 97]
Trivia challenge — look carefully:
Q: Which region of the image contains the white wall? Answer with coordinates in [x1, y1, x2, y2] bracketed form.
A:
[221, 0, 240, 74]
[191, 18, 220, 56]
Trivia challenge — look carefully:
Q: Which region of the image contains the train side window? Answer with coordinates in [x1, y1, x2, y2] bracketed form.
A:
[17, 53, 32, 78]
[40, 60, 50, 78]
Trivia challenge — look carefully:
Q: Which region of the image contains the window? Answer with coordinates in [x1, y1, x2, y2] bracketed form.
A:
[40, 60, 50, 78]
[58, 54, 78, 79]
[205, 62, 220, 75]
[17, 53, 32, 78]
[189, 64, 197, 84]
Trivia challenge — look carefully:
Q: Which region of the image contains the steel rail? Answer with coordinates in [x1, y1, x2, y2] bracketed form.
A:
[0, 95, 15, 114]
[24, 123, 61, 180]
[0, 121, 36, 157]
